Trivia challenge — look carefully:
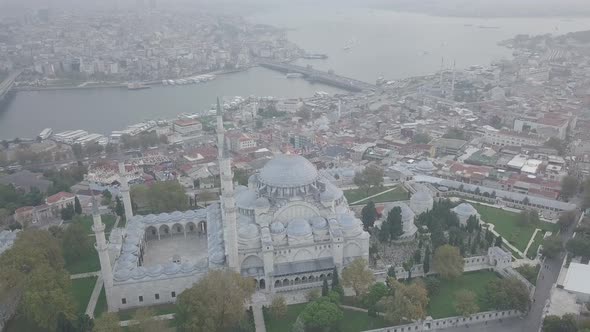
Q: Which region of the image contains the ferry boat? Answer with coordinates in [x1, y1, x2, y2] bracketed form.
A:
[38, 128, 53, 140]
[127, 83, 151, 90]
[303, 53, 328, 59]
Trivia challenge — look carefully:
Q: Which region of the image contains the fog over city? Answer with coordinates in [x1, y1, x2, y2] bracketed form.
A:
[0, 1, 590, 332]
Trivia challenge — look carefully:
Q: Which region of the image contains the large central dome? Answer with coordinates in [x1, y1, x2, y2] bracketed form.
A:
[259, 154, 319, 188]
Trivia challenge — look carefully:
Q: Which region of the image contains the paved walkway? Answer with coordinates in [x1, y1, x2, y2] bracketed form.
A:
[350, 186, 399, 205]
[119, 313, 175, 327]
[70, 271, 100, 279]
[253, 305, 267, 332]
[85, 275, 104, 318]
[523, 228, 541, 258]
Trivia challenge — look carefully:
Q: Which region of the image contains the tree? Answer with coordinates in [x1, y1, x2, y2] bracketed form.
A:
[362, 282, 388, 313]
[361, 201, 377, 230]
[342, 258, 375, 297]
[233, 168, 250, 186]
[542, 314, 577, 332]
[175, 270, 255, 332]
[72, 143, 83, 159]
[61, 203, 76, 221]
[331, 267, 340, 290]
[74, 196, 82, 215]
[380, 206, 403, 242]
[561, 176, 579, 200]
[299, 297, 343, 331]
[495, 235, 503, 247]
[443, 128, 467, 140]
[423, 246, 431, 274]
[306, 289, 321, 302]
[62, 221, 94, 264]
[353, 166, 384, 196]
[454, 290, 479, 317]
[131, 181, 188, 213]
[382, 278, 429, 324]
[541, 236, 563, 259]
[403, 260, 413, 280]
[566, 237, 590, 259]
[269, 296, 287, 319]
[433, 245, 464, 280]
[558, 210, 577, 231]
[75, 314, 94, 332]
[93, 313, 122, 332]
[485, 278, 530, 312]
[101, 189, 112, 205]
[412, 133, 432, 144]
[22, 264, 76, 330]
[114, 196, 124, 217]
[544, 137, 566, 156]
[130, 308, 167, 332]
[322, 279, 329, 297]
[515, 265, 540, 284]
[490, 115, 503, 129]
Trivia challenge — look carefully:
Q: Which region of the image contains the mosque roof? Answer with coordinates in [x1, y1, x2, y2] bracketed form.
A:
[287, 218, 312, 237]
[452, 203, 478, 217]
[410, 190, 433, 203]
[259, 154, 319, 188]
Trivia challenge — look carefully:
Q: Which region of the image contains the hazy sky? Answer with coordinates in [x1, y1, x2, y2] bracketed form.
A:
[1, 0, 590, 17]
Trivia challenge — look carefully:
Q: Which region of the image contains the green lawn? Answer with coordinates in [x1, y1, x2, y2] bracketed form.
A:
[75, 214, 117, 235]
[264, 303, 388, 332]
[473, 204, 557, 252]
[526, 231, 545, 259]
[65, 250, 100, 275]
[427, 271, 500, 319]
[345, 186, 409, 205]
[94, 286, 107, 318]
[70, 277, 97, 314]
[118, 303, 177, 321]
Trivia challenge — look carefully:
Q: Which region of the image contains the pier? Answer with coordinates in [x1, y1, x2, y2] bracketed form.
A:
[258, 60, 375, 92]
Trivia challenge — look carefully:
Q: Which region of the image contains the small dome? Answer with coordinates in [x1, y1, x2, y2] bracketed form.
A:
[236, 189, 257, 209]
[255, 197, 270, 209]
[452, 203, 478, 217]
[239, 223, 260, 239]
[311, 216, 328, 229]
[338, 214, 358, 229]
[287, 218, 312, 237]
[416, 160, 435, 172]
[259, 154, 319, 188]
[270, 222, 286, 234]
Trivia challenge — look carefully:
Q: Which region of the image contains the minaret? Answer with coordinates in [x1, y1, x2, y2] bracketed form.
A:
[451, 60, 455, 96]
[216, 97, 239, 271]
[92, 195, 115, 312]
[118, 162, 134, 221]
[439, 57, 444, 96]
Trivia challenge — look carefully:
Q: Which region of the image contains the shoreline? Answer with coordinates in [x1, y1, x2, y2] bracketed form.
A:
[12, 66, 253, 92]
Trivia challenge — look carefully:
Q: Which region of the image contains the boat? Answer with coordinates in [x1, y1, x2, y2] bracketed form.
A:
[38, 128, 53, 140]
[127, 83, 151, 90]
[286, 73, 304, 79]
[303, 53, 328, 59]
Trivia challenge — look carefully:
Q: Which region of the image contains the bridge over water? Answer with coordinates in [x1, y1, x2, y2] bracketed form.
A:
[258, 60, 375, 92]
[0, 71, 22, 101]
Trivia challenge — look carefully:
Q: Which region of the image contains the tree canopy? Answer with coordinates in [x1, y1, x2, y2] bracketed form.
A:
[175, 269, 255, 332]
[433, 245, 464, 280]
[485, 277, 530, 313]
[93, 313, 122, 332]
[454, 289, 479, 317]
[382, 278, 429, 325]
[131, 181, 188, 214]
[542, 314, 578, 332]
[561, 176, 579, 201]
[379, 206, 404, 242]
[341, 258, 375, 297]
[299, 297, 343, 331]
[541, 236, 563, 259]
[62, 220, 95, 264]
[361, 201, 377, 230]
[353, 166, 383, 195]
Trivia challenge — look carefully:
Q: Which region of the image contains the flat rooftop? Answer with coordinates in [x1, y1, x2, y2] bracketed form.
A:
[563, 262, 590, 295]
[142, 234, 208, 267]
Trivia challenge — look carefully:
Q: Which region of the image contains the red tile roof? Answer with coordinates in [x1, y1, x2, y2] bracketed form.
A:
[46, 192, 75, 204]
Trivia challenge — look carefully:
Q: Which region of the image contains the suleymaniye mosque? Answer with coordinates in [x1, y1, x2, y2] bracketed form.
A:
[94, 102, 370, 311]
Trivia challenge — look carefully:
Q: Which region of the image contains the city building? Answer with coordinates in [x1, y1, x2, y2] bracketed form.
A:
[173, 119, 203, 136]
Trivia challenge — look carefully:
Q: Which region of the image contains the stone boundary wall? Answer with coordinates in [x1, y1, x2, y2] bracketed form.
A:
[362, 309, 521, 332]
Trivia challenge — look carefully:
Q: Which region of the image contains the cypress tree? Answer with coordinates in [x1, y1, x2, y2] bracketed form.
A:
[322, 279, 329, 296]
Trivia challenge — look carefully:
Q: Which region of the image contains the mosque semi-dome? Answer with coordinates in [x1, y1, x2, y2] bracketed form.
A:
[287, 218, 313, 237]
[259, 154, 319, 188]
